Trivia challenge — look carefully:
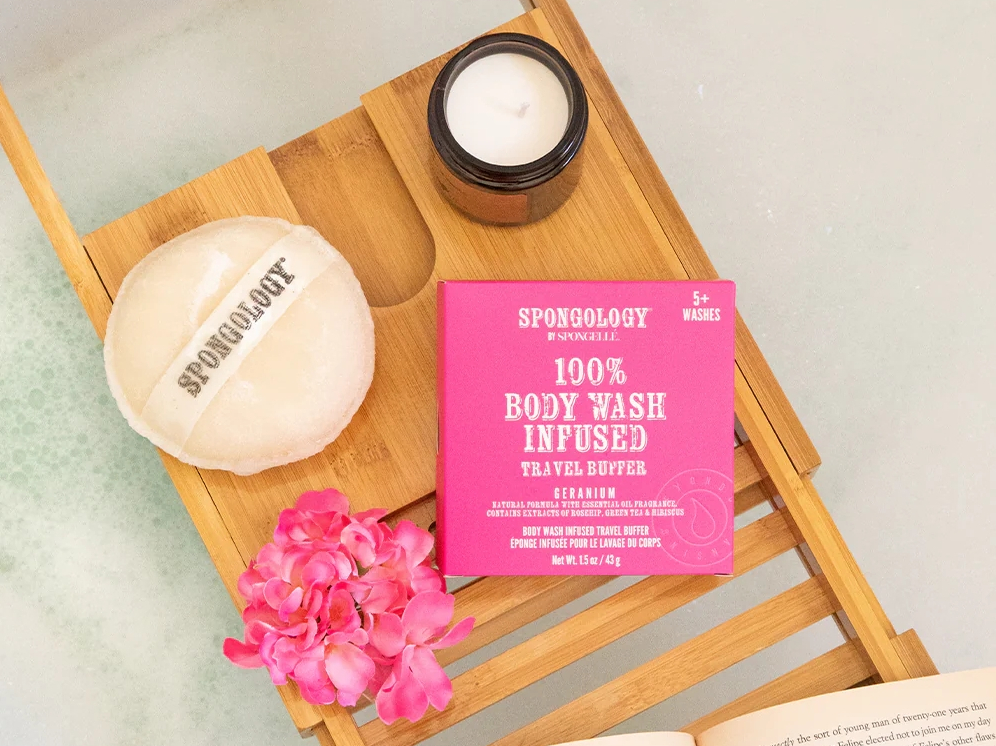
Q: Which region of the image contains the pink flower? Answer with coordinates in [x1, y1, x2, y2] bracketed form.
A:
[273, 489, 350, 549]
[222, 489, 473, 721]
[341, 508, 390, 566]
[368, 591, 475, 724]
[287, 589, 375, 706]
[348, 521, 445, 616]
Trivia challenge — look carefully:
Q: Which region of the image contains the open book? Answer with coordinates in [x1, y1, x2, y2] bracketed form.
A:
[559, 668, 995, 746]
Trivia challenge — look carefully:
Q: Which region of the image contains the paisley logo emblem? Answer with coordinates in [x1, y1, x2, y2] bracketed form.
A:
[651, 468, 734, 568]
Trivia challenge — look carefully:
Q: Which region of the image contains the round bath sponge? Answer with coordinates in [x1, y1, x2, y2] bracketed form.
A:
[104, 216, 375, 475]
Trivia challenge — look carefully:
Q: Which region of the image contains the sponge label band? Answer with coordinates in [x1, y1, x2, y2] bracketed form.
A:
[140, 227, 334, 450]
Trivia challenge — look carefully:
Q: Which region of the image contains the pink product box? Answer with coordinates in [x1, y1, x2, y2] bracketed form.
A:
[437, 280, 737, 577]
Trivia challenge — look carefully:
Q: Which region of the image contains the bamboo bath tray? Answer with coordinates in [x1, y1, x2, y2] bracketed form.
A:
[0, 2, 937, 744]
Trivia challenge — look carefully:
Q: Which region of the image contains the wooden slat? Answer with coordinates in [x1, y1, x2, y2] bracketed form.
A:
[892, 629, 939, 677]
[362, 508, 800, 746]
[387, 442, 767, 668]
[682, 639, 875, 736]
[314, 724, 336, 746]
[319, 705, 366, 746]
[368, 463, 775, 729]
[440, 444, 769, 666]
[533, 0, 820, 476]
[685, 628, 934, 737]
[741, 457, 894, 642]
[314, 724, 334, 746]
[735, 482, 771, 515]
[157, 454, 248, 603]
[490, 575, 839, 746]
[442, 574, 613, 668]
[734, 368, 909, 682]
[734, 319, 821, 475]
[376, 442, 765, 670]
[733, 444, 763, 492]
[741, 465, 853, 643]
[84, 147, 302, 296]
[805, 476, 897, 639]
[0, 83, 113, 337]
[314, 710, 366, 746]
[384, 493, 438, 533]
[740, 476, 866, 653]
[795, 475, 896, 640]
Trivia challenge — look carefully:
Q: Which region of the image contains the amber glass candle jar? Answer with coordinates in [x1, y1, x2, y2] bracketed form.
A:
[427, 33, 588, 225]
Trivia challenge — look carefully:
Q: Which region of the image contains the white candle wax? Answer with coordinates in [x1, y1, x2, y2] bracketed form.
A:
[445, 52, 570, 167]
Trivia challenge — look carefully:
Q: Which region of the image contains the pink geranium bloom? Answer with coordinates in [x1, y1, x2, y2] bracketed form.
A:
[340, 508, 390, 567]
[272, 489, 350, 549]
[348, 520, 445, 616]
[288, 588, 375, 706]
[222, 489, 473, 721]
[368, 591, 475, 724]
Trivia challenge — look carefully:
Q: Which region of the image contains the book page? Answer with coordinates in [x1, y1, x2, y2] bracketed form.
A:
[557, 733, 694, 746]
[698, 668, 995, 746]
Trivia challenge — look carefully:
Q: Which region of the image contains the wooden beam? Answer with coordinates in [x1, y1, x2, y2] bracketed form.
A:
[892, 629, 939, 677]
[734, 368, 908, 681]
[0, 83, 112, 337]
[683, 639, 875, 736]
[318, 705, 366, 746]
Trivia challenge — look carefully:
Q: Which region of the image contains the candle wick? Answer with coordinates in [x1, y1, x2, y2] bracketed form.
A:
[517, 102, 530, 118]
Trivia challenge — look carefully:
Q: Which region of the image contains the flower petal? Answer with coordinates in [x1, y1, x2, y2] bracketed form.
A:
[368, 662, 392, 696]
[325, 643, 375, 699]
[305, 587, 324, 618]
[271, 637, 302, 674]
[326, 589, 360, 633]
[237, 562, 266, 601]
[428, 616, 475, 650]
[336, 688, 363, 707]
[358, 579, 403, 615]
[274, 510, 324, 545]
[263, 578, 290, 610]
[255, 543, 285, 575]
[296, 489, 350, 516]
[302, 552, 339, 589]
[410, 646, 453, 712]
[411, 565, 444, 594]
[369, 613, 406, 658]
[375, 647, 428, 725]
[280, 621, 309, 638]
[351, 508, 389, 523]
[259, 635, 288, 685]
[293, 657, 337, 706]
[394, 521, 434, 567]
[243, 617, 277, 645]
[299, 680, 338, 706]
[278, 585, 304, 622]
[302, 617, 319, 649]
[223, 638, 262, 668]
[401, 591, 454, 645]
[333, 550, 355, 579]
[342, 523, 378, 567]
